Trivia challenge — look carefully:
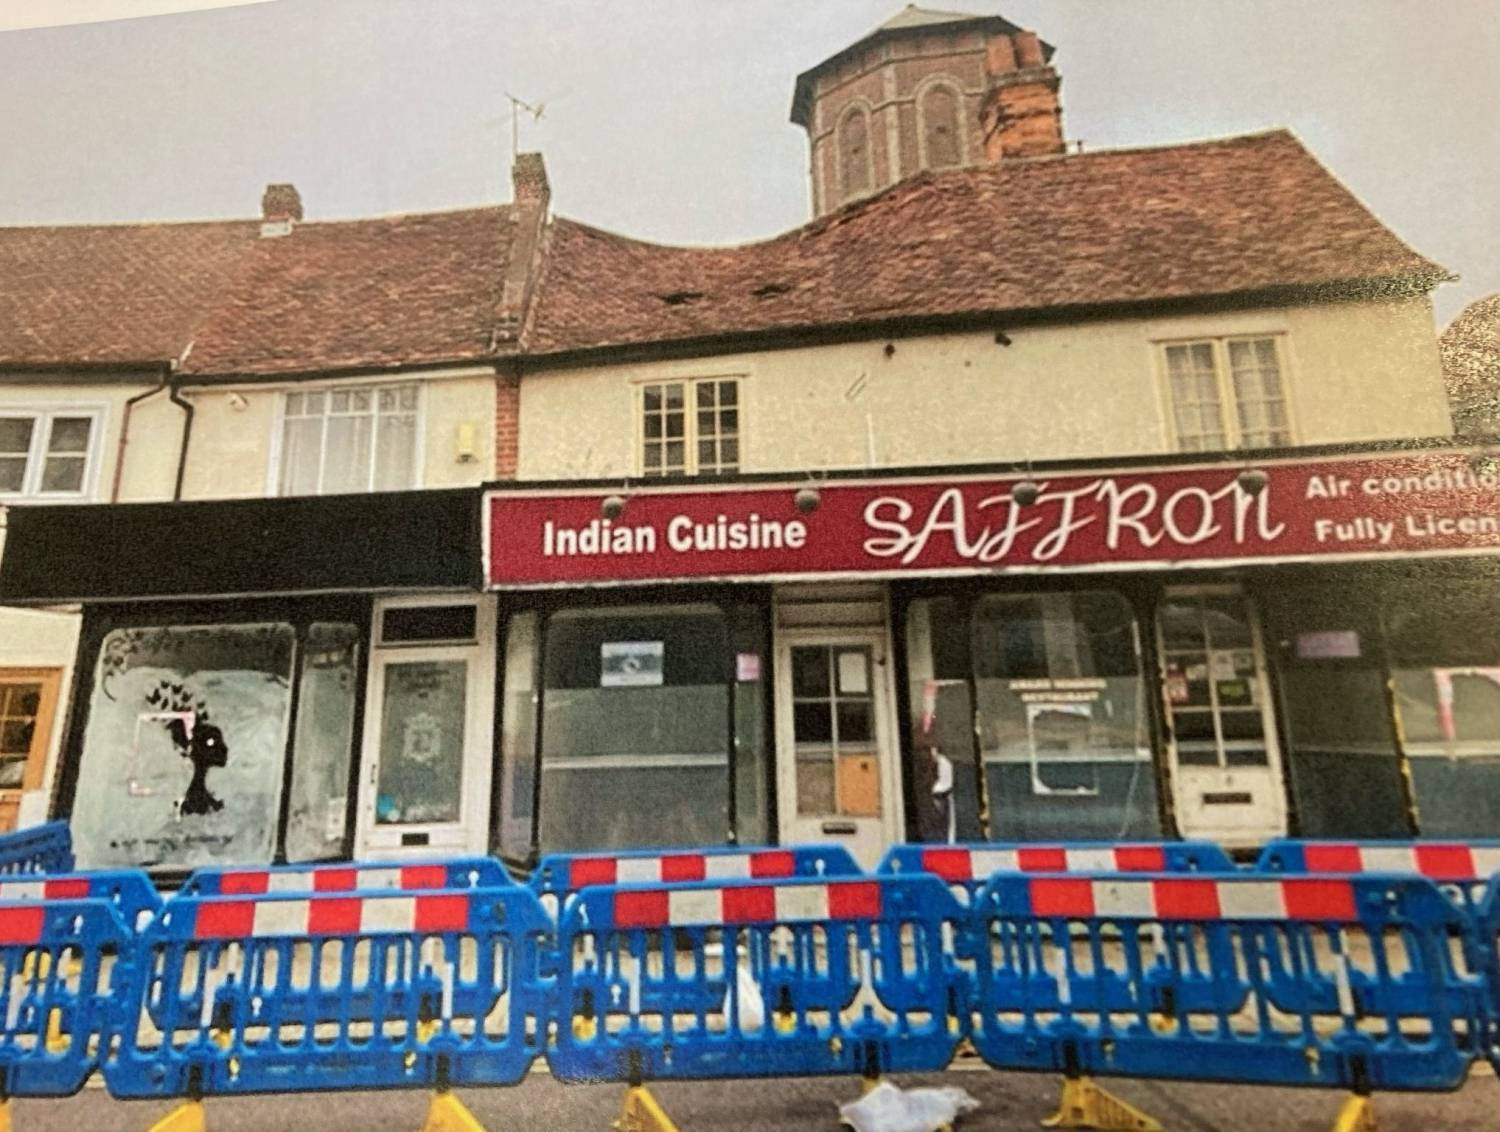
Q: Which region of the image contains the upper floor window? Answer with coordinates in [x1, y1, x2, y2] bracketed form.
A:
[919, 82, 964, 169]
[0, 408, 101, 500]
[1161, 336, 1291, 451]
[278, 384, 419, 496]
[838, 106, 873, 200]
[640, 379, 739, 477]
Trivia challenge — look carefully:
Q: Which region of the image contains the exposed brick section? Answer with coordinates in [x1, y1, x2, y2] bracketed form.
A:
[981, 69, 1065, 161]
[494, 368, 520, 479]
[527, 131, 1446, 359]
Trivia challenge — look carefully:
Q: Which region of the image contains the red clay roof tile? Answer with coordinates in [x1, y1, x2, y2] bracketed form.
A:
[525, 130, 1446, 358]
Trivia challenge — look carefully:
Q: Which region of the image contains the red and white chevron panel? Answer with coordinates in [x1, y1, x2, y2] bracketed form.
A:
[568, 850, 798, 889]
[920, 845, 1169, 882]
[0, 877, 92, 902]
[212, 864, 452, 895]
[611, 881, 882, 929]
[1300, 842, 1500, 881]
[1024, 876, 1359, 922]
[191, 893, 471, 939]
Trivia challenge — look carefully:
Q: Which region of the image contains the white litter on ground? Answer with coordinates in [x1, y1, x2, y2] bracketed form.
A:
[837, 1080, 980, 1132]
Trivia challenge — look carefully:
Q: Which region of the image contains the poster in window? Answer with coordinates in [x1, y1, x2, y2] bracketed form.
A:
[71, 624, 294, 870]
[375, 660, 466, 826]
[600, 641, 665, 687]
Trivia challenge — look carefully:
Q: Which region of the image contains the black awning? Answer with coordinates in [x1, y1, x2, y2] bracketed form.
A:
[0, 489, 480, 603]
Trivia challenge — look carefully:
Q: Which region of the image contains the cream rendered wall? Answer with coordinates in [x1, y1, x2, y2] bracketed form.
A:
[517, 298, 1453, 480]
[175, 370, 498, 500]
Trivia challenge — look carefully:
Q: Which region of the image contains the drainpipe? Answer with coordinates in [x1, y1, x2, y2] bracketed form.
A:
[169, 382, 195, 502]
[110, 367, 172, 503]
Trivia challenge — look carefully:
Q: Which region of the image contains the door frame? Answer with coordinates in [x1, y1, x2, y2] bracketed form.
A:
[1156, 582, 1288, 843]
[354, 594, 495, 858]
[0, 667, 63, 831]
[773, 625, 905, 859]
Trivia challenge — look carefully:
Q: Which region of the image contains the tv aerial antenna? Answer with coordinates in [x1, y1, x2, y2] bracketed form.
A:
[504, 92, 548, 157]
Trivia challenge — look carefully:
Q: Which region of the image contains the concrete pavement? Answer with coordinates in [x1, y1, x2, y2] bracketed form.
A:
[11, 1062, 1496, 1131]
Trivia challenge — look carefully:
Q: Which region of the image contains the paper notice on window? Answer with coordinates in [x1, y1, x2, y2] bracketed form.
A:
[837, 650, 869, 695]
[601, 641, 665, 687]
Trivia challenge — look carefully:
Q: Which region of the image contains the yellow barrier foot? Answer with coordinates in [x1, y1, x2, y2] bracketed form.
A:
[1331, 1093, 1378, 1132]
[0, 1097, 11, 1132]
[613, 1085, 680, 1132]
[420, 1091, 487, 1132]
[145, 1100, 207, 1132]
[1041, 1076, 1162, 1132]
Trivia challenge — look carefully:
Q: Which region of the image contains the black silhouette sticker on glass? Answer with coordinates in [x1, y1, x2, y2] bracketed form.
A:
[146, 681, 229, 816]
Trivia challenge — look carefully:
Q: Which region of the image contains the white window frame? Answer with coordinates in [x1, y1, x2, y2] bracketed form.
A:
[0, 405, 106, 503]
[635, 376, 743, 477]
[267, 380, 426, 497]
[1155, 335, 1295, 452]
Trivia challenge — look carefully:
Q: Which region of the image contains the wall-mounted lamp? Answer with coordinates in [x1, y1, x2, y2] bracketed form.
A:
[882, 342, 896, 359]
[1011, 480, 1041, 506]
[794, 486, 821, 514]
[601, 494, 628, 520]
[994, 330, 1012, 347]
[1468, 450, 1500, 478]
[226, 392, 248, 412]
[1236, 468, 1269, 496]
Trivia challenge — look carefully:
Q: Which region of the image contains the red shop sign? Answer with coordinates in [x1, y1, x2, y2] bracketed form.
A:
[484, 449, 1500, 588]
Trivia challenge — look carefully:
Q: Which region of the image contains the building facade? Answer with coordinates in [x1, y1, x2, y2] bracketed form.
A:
[2, 7, 1496, 875]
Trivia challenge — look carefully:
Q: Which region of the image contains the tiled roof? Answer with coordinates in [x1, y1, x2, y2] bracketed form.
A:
[0, 206, 522, 377]
[0, 220, 258, 367]
[526, 130, 1447, 359]
[179, 207, 517, 376]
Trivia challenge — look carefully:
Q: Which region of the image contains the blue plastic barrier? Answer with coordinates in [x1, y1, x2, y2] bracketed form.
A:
[0, 870, 161, 932]
[967, 871, 1484, 1094]
[548, 874, 963, 1084]
[0, 897, 134, 1098]
[0, 822, 74, 876]
[882, 842, 1243, 1019]
[105, 886, 551, 1101]
[181, 856, 513, 897]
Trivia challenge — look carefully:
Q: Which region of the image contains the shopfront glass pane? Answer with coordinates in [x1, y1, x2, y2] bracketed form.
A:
[904, 596, 981, 842]
[1386, 574, 1500, 836]
[972, 591, 1159, 839]
[375, 659, 466, 826]
[497, 612, 539, 860]
[72, 623, 295, 869]
[731, 605, 770, 846]
[539, 604, 729, 851]
[284, 624, 359, 861]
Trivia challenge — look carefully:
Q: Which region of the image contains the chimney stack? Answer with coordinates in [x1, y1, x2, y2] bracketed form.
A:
[261, 183, 303, 223]
[979, 29, 1066, 162]
[512, 153, 549, 210]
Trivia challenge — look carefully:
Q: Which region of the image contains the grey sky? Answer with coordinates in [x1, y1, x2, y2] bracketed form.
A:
[1, 0, 1496, 324]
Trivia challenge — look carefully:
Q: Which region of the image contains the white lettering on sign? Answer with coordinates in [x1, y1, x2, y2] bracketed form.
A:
[543, 514, 806, 560]
[862, 476, 1285, 565]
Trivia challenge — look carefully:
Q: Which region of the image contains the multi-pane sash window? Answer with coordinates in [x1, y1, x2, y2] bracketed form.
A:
[641, 379, 740, 476]
[1162, 337, 1291, 451]
[0, 410, 99, 498]
[278, 384, 419, 496]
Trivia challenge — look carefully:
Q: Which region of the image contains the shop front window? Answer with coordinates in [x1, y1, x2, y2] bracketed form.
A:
[971, 591, 1160, 840]
[497, 611, 540, 861]
[1387, 583, 1500, 837]
[904, 596, 981, 842]
[283, 623, 359, 861]
[537, 604, 731, 852]
[72, 623, 295, 869]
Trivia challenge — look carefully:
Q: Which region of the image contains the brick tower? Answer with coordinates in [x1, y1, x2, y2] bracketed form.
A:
[790, 5, 1065, 217]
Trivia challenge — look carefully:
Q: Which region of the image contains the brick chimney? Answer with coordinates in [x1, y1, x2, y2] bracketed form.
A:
[512, 152, 549, 210]
[261, 183, 303, 222]
[979, 29, 1066, 161]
